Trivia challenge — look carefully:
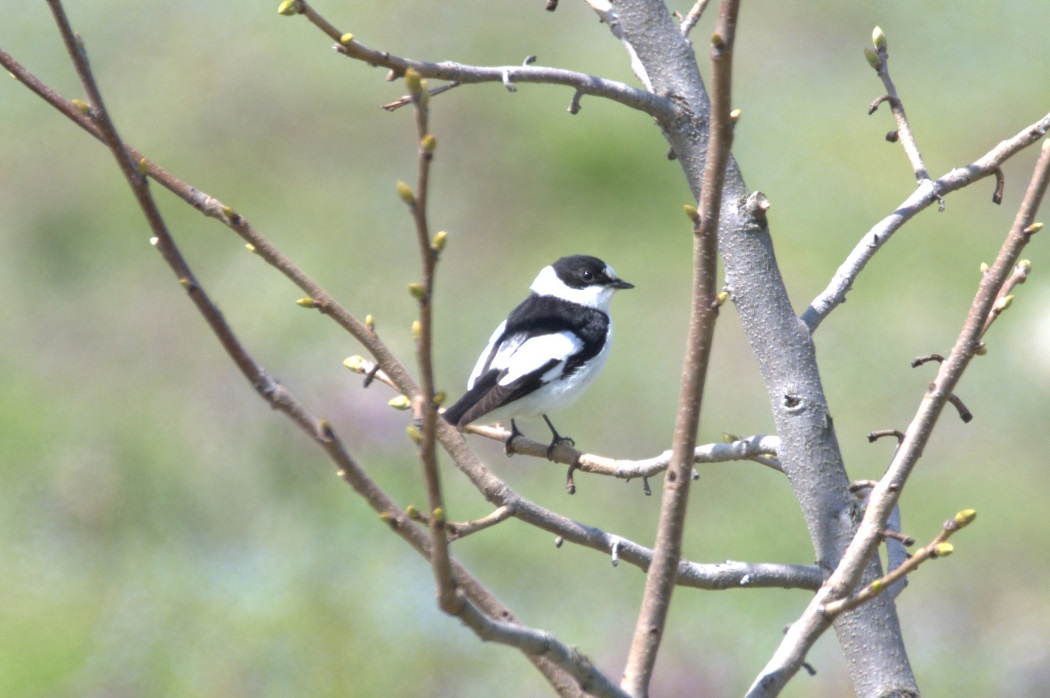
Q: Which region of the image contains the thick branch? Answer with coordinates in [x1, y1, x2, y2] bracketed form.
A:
[749, 139, 1050, 696]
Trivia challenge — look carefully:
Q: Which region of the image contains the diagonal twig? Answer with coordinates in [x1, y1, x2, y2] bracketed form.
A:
[802, 110, 1050, 332]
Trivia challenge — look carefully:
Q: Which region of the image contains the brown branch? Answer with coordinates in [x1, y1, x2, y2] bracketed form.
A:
[397, 71, 457, 614]
[620, 2, 739, 694]
[822, 509, 976, 617]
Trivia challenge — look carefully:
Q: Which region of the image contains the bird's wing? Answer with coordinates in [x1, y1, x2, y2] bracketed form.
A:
[494, 331, 581, 386]
[446, 330, 582, 426]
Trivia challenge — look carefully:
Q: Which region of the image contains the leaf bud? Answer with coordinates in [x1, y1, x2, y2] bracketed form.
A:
[421, 134, 437, 155]
[404, 68, 423, 96]
[994, 294, 1014, 312]
[277, 0, 300, 16]
[339, 33, 355, 46]
[933, 542, 954, 557]
[954, 509, 977, 527]
[388, 395, 411, 410]
[407, 282, 427, 301]
[396, 180, 415, 205]
[343, 355, 367, 373]
[296, 297, 317, 308]
[411, 320, 422, 340]
[863, 47, 879, 69]
[405, 424, 422, 444]
[431, 230, 448, 253]
[71, 98, 91, 115]
[872, 26, 887, 50]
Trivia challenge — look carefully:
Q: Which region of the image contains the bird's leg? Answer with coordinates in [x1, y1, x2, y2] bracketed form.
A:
[504, 419, 525, 457]
[542, 414, 575, 459]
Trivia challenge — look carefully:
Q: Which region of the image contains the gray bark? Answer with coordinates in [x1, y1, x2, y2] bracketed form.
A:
[612, 1, 918, 694]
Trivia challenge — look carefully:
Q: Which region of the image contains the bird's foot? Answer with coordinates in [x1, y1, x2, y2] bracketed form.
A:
[542, 415, 575, 460]
[504, 419, 524, 457]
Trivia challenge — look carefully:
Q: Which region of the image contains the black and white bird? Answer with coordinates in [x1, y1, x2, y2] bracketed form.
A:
[443, 254, 633, 455]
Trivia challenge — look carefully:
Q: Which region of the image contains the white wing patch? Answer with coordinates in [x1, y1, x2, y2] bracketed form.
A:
[496, 332, 581, 386]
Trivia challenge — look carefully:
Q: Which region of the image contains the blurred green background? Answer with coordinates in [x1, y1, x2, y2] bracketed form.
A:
[3, 1, 1049, 696]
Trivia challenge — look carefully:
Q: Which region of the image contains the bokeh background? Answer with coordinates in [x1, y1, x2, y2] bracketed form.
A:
[3, 1, 1049, 696]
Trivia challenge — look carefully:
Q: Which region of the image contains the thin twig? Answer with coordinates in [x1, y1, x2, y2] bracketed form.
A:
[399, 71, 457, 613]
[822, 509, 975, 617]
[867, 27, 931, 183]
[287, 0, 673, 120]
[802, 110, 1050, 332]
[621, 2, 739, 694]
[679, 0, 712, 36]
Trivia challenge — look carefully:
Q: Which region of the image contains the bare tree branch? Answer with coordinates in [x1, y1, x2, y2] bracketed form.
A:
[281, 0, 672, 119]
[749, 138, 1050, 697]
[802, 110, 1050, 332]
[865, 27, 931, 183]
[621, 2, 739, 694]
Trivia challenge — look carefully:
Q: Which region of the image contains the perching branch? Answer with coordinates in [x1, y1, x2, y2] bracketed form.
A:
[621, 2, 739, 694]
[27, 6, 631, 696]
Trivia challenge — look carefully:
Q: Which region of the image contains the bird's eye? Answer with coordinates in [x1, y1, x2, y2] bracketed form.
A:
[582, 270, 594, 282]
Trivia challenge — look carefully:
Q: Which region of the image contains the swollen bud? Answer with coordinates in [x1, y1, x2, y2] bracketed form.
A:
[405, 424, 422, 444]
[407, 282, 427, 301]
[954, 509, 977, 527]
[339, 33, 355, 46]
[863, 47, 879, 69]
[137, 158, 150, 175]
[933, 542, 954, 557]
[296, 297, 317, 308]
[277, 0, 299, 16]
[431, 230, 448, 253]
[421, 134, 437, 155]
[396, 180, 415, 205]
[411, 320, 422, 340]
[404, 68, 423, 96]
[994, 294, 1014, 312]
[729, 108, 742, 124]
[872, 26, 887, 51]
[388, 395, 411, 410]
[683, 204, 700, 223]
[71, 98, 91, 115]
[365, 314, 375, 332]
[343, 355, 367, 373]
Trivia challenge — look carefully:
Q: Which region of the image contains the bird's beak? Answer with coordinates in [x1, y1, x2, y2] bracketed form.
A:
[611, 279, 634, 290]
